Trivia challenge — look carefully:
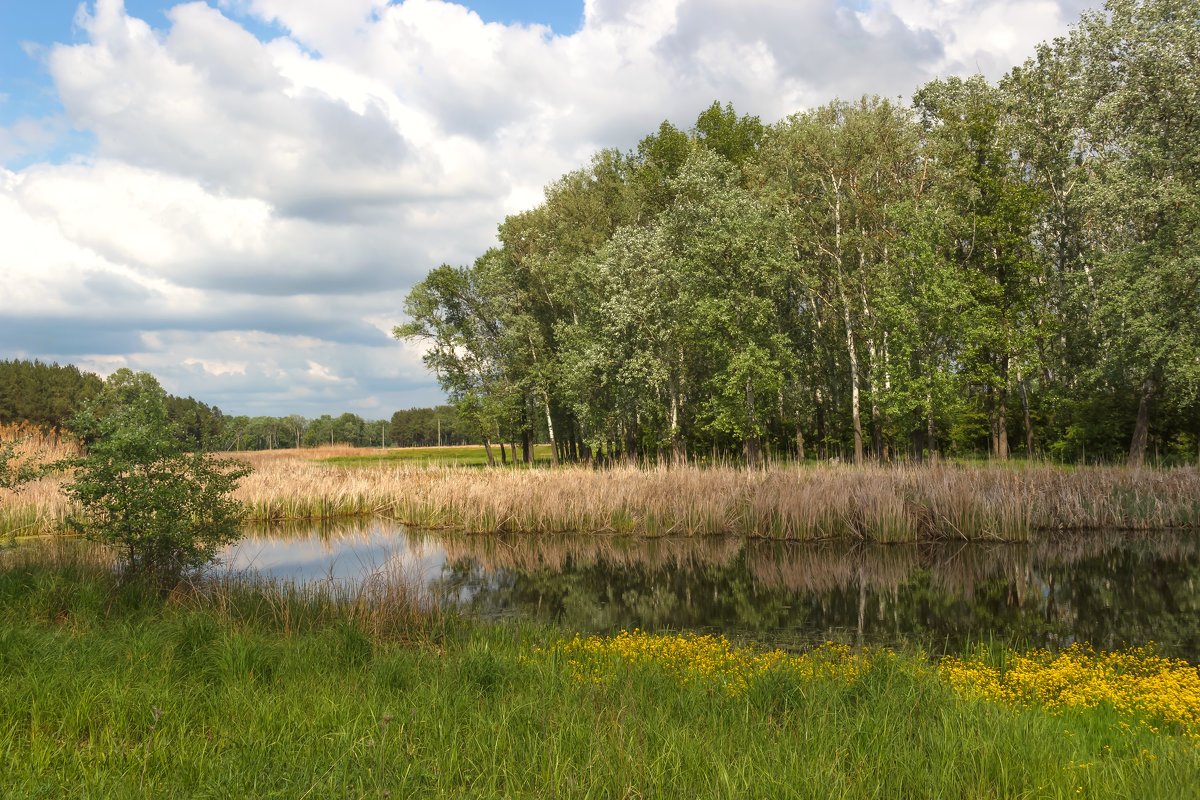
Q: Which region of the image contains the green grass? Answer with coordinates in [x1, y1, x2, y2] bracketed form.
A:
[0, 555, 1197, 798]
[324, 444, 556, 468]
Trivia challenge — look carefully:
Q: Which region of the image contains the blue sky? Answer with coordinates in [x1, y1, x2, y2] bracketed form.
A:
[0, 0, 1090, 417]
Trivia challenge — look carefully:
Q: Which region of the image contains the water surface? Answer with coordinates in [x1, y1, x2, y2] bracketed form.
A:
[222, 521, 1200, 659]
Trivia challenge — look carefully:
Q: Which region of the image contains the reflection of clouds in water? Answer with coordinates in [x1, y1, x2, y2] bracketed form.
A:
[224, 522, 1200, 600]
[220, 520, 448, 585]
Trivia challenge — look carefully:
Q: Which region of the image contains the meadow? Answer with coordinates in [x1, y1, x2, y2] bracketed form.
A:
[4, 441, 1200, 541]
[1, 543, 1197, 799]
[322, 443, 556, 468]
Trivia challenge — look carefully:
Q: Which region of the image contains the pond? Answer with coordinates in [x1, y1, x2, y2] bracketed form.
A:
[221, 521, 1200, 659]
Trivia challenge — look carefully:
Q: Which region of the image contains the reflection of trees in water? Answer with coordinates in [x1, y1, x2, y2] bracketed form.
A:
[421, 531, 1200, 659]
[234, 521, 1200, 658]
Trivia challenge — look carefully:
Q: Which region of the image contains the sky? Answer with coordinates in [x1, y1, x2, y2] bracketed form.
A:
[0, 0, 1097, 418]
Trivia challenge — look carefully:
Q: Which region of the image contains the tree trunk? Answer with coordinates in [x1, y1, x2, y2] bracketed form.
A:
[498, 438, 508, 466]
[568, 417, 580, 462]
[670, 393, 685, 464]
[1128, 378, 1156, 468]
[482, 437, 496, 467]
[795, 410, 806, 462]
[995, 356, 1010, 460]
[843, 300, 864, 466]
[543, 394, 560, 467]
[522, 430, 532, 465]
[870, 404, 883, 462]
[1019, 376, 1034, 458]
[832, 183, 863, 467]
[996, 384, 1009, 460]
[744, 437, 762, 470]
[815, 388, 826, 459]
[624, 423, 637, 466]
[925, 391, 937, 463]
[744, 375, 761, 470]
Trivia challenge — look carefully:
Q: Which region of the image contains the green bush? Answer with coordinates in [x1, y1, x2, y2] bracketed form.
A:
[62, 369, 250, 584]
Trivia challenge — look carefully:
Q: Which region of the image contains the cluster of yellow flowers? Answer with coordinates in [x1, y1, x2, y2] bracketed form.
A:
[939, 644, 1200, 739]
[547, 630, 872, 698]
[541, 632, 1200, 742]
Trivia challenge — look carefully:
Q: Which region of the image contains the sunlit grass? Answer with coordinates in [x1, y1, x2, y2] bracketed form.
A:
[1, 554, 1197, 798]
[323, 443, 556, 468]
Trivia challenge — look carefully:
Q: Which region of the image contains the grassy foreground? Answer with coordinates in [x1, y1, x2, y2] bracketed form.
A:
[1, 553, 1198, 798]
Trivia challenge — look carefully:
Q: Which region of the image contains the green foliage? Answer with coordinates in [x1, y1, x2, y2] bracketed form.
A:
[394, 2, 1200, 468]
[0, 359, 103, 429]
[62, 369, 250, 582]
[388, 406, 470, 447]
[0, 442, 36, 491]
[693, 100, 765, 165]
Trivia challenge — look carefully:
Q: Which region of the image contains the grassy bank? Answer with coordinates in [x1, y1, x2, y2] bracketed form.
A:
[323, 443, 556, 468]
[0, 552, 1197, 798]
[4, 450, 1200, 540]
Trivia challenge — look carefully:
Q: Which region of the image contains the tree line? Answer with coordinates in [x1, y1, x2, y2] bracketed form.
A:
[220, 406, 471, 451]
[0, 360, 224, 449]
[397, 0, 1200, 468]
[0, 360, 477, 451]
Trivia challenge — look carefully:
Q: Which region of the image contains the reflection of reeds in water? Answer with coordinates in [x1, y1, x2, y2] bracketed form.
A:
[747, 533, 1200, 601]
[433, 532, 744, 575]
[238, 517, 389, 545]
[745, 543, 924, 596]
[414, 524, 1199, 608]
[1031, 529, 1200, 564]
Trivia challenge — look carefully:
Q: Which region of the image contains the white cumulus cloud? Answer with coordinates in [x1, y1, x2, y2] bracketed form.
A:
[1, 0, 1088, 415]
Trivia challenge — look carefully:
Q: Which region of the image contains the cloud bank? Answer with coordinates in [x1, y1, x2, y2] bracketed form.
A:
[1, 0, 1088, 415]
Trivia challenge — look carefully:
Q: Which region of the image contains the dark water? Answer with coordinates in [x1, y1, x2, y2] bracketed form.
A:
[222, 521, 1200, 659]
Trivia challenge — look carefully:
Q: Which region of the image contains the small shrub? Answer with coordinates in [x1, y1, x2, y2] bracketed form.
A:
[62, 370, 251, 585]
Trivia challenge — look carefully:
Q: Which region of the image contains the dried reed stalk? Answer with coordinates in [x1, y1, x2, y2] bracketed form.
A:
[4, 455, 1198, 541]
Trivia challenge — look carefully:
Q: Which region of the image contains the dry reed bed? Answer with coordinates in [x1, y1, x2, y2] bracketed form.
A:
[0, 422, 81, 462]
[233, 461, 1200, 541]
[5, 459, 1199, 541]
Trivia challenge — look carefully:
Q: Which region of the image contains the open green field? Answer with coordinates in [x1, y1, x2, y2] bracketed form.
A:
[323, 444, 556, 468]
[1, 550, 1197, 798]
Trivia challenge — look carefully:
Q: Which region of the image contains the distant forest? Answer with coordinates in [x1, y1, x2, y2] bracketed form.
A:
[0, 360, 473, 451]
[398, 0, 1200, 467]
